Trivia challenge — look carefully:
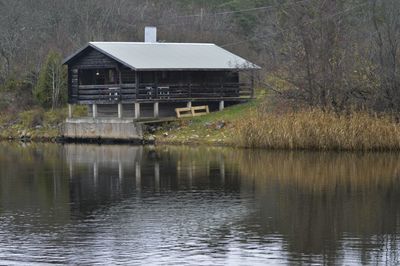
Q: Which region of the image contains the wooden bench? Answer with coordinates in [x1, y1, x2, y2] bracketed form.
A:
[175, 105, 209, 118]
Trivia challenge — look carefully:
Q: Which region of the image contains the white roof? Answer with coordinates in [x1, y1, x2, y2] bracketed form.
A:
[64, 42, 260, 70]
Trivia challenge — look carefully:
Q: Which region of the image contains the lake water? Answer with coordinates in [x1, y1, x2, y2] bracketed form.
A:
[0, 143, 399, 265]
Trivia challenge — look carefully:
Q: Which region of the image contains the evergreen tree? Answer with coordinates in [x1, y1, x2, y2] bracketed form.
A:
[34, 51, 67, 109]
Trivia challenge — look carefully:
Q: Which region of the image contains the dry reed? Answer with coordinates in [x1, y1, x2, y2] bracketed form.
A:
[236, 109, 400, 151]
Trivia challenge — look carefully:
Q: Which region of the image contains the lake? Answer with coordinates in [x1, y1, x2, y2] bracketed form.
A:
[0, 143, 399, 265]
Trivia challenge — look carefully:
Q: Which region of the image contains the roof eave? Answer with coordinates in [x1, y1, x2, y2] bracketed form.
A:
[62, 43, 91, 65]
[88, 42, 137, 70]
[62, 42, 137, 70]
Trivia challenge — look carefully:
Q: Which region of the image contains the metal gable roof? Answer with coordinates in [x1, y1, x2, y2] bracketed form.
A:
[63, 42, 260, 70]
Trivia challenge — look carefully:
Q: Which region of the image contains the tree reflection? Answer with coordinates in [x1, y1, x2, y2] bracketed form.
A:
[232, 150, 400, 265]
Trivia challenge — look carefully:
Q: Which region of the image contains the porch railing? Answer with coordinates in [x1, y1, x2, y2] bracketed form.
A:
[77, 82, 253, 103]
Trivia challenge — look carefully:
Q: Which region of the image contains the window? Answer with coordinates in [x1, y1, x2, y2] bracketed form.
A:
[79, 68, 117, 85]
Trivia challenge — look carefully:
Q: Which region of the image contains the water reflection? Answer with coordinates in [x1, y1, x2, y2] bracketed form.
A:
[0, 143, 399, 265]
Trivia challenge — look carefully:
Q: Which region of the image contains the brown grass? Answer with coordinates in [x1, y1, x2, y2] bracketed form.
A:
[236, 108, 400, 151]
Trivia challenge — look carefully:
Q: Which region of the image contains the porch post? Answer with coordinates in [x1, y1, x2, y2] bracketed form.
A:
[68, 104, 73, 119]
[219, 100, 224, 111]
[135, 102, 140, 119]
[135, 71, 139, 100]
[118, 103, 123, 119]
[92, 104, 98, 118]
[154, 102, 159, 118]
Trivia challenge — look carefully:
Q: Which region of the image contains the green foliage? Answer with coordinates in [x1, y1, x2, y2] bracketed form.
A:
[34, 51, 67, 109]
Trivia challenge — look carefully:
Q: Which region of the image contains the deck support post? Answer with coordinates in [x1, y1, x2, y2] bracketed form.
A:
[92, 104, 98, 118]
[118, 103, 123, 119]
[135, 102, 140, 119]
[68, 104, 73, 119]
[187, 101, 192, 108]
[154, 102, 159, 118]
[219, 100, 224, 111]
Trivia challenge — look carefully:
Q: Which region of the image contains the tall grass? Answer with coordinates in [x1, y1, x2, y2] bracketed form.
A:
[236, 109, 400, 151]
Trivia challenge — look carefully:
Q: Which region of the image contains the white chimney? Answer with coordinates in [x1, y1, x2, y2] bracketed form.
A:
[145, 26, 157, 43]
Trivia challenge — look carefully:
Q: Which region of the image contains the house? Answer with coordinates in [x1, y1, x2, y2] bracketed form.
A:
[62, 27, 260, 119]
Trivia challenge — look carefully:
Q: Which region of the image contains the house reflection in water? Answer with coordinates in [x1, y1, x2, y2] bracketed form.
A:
[64, 145, 235, 213]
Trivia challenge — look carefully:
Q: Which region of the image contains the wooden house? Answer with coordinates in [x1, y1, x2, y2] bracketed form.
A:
[63, 27, 260, 119]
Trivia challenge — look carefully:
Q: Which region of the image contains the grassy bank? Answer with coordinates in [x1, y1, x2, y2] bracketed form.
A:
[155, 100, 400, 151]
[153, 99, 259, 146]
[0, 106, 86, 141]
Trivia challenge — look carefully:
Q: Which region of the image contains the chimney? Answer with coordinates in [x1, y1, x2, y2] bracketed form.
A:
[144, 26, 157, 43]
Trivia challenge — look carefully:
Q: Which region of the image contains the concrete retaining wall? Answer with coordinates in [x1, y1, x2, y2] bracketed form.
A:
[62, 118, 143, 141]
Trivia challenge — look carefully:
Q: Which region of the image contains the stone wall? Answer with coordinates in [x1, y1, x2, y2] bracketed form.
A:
[62, 118, 143, 141]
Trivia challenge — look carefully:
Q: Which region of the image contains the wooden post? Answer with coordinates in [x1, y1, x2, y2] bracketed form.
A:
[118, 103, 123, 119]
[118, 66, 122, 85]
[154, 72, 158, 100]
[135, 71, 139, 100]
[135, 102, 140, 119]
[92, 104, 98, 118]
[68, 104, 73, 119]
[154, 102, 159, 118]
[219, 100, 224, 111]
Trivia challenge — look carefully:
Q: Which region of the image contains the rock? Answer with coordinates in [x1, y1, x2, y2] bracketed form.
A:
[148, 126, 156, 134]
[148, 135, 155, 142]
[215, 120, 225, 130]
[163, 132, 169, 137]
[204, 122, 213, 128]
[35, 125, 43, 129]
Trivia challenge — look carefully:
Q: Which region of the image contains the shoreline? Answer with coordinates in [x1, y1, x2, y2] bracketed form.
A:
[2, 134, 400, 153]
[3, 99, 400, 151]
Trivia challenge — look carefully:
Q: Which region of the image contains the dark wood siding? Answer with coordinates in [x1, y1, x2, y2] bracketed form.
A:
[68, 47, 120, 103]
[69, 47, 118, 68]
